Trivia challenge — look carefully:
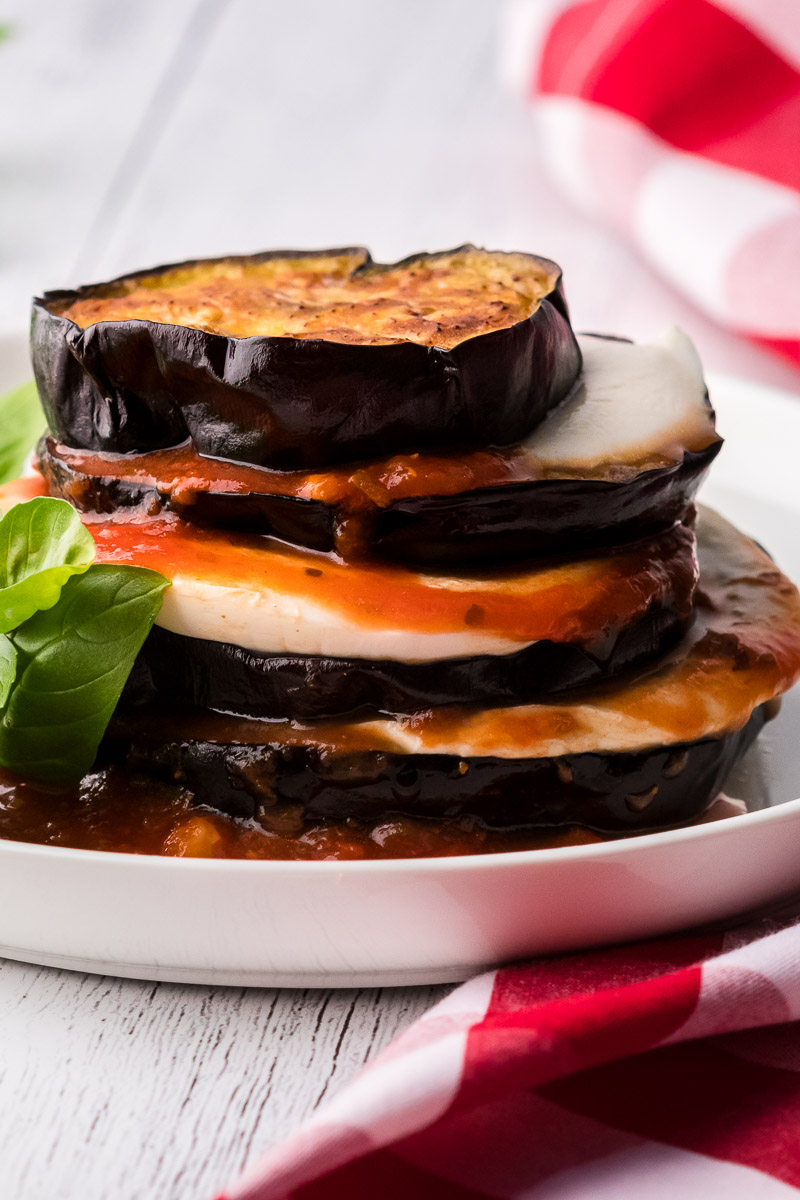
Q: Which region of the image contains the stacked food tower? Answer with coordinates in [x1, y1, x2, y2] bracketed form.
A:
[26, 246, 800, 858]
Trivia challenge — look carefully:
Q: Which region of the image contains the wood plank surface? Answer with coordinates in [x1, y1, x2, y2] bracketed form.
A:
[0, 957, 444, 1199]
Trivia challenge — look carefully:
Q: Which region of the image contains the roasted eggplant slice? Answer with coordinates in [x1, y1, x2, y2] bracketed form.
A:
[129, 601, 686, 721]
[108, 706, 765, 833]
[38, 330, 720, 564]
[106, 508, 800, 831]
[31, 246, 581, 470]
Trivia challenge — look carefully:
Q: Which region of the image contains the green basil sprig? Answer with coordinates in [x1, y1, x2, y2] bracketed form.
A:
[0, 497, 169, 783]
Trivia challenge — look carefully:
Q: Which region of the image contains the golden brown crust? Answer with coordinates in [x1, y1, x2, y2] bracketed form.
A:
[55, 248, 558, 349]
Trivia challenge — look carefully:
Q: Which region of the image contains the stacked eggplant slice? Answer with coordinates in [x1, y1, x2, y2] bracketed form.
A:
[29, 245, 800, 852]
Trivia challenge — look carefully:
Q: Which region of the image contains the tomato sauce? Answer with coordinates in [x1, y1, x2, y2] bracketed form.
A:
[0, 764, 605, 858]
[0, 765, 746, 860]
[45, 435, 691, 518]
[0, 482, 795, 864]
[91, 516, 697, 647]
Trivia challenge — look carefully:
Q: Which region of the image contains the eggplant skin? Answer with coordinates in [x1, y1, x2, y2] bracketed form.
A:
[372, 444, 720, 565]
[105, 706, 765, 832]
[129, 607, 689, 722]
[37, 436, 720, 566]
[30, 247, 582, 472]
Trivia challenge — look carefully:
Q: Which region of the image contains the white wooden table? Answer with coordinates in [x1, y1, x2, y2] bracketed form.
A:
[1, 3, 798, 1196]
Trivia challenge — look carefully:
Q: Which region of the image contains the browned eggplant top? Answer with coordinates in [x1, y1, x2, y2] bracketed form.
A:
[51, 247, 560, 350]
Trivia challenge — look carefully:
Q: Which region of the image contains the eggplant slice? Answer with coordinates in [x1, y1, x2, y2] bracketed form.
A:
[128, 601, 686, 721]
[106, 508, 800, 832]
[37, 330, 721, 564]
[107, 706, 766, 833]
[31, 246, 581, 471]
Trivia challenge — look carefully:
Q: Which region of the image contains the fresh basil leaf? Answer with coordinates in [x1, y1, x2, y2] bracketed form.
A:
[0, 382, 46, 484]
[0, 636, 16, 709]
[0, 497, 95, 633]
[0, 564, 169, 783]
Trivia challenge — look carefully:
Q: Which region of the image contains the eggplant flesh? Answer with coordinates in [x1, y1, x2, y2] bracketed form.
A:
[104, 705, 765, 832]
[129, 603, 688, 721]
[31, 246, 581, 471]
[50, 247, 559, 349]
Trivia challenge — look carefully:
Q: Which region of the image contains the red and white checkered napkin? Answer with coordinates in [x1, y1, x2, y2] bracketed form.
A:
[221, 915, 800, 1198]
[501, 0, 800, 369]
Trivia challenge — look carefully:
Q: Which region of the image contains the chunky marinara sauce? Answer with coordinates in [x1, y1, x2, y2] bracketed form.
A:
[0, 766, 604, 859]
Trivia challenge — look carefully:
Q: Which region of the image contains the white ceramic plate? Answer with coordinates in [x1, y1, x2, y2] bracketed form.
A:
[2, 335, 800, 988]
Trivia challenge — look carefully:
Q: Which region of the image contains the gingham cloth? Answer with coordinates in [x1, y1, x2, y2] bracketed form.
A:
[501, 0, 800, 368]
[222, 915, 800, 1198]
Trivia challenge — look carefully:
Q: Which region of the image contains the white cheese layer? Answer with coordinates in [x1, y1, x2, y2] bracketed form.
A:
[528, 327, 715, 469]
[155, 580, 526, 662]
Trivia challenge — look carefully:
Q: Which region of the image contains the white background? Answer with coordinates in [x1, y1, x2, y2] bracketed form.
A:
[1, 2, 798, 1197]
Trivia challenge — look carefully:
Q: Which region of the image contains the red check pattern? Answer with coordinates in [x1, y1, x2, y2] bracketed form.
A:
[501, 0, 800, 368]
[219, 915, 800, 1198]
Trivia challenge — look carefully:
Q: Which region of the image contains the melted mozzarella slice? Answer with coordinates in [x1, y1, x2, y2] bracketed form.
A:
[88, 517, 694, 662]
[528, 328, 716, 471]
[154, 578, 521, 661]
